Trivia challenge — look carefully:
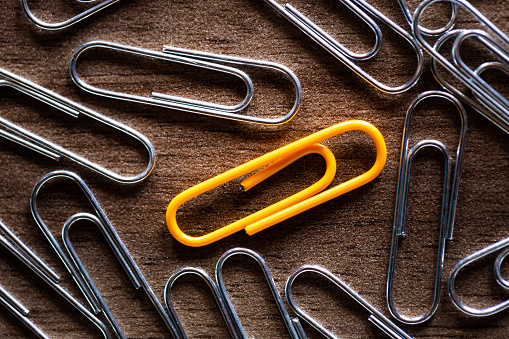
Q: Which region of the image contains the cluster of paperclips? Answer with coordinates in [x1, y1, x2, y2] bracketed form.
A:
[0, 0, 507, 337]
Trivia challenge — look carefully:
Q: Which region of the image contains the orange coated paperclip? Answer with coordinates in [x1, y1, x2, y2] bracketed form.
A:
[166, 120, 387, 247]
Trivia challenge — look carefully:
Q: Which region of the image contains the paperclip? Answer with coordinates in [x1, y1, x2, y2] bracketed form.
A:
[413, 0, 509, 133]
[164, 247, 306, 339]
[0, 67, 155, 184]
[69, 40, 302, 125]
[285, 265, 412, 339]
[21, 0, 121, 30]
[387, 91, 467, 324]
[448, 237, 509, 316]
[166, 120, 386, 247]
[29, 170, 179, 338]
[0, 219, 112, 338]
[261, 0, 423, 94]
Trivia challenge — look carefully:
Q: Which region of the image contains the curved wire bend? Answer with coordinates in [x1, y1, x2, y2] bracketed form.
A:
[448, 236, 509, 317]
[387, 91, 467, 324]
[164, 267, 242, 339]
[164, 247, 306, 339]
[21, 0, 121, 30]
[262, 0, 423, 94]
[285, 265, 412, 339]
[397, 0, 458, 35]
[70, 40, 302, 125]
[494, 247, 509, 290]
[29, 170, 179, 338]
[413, 0, 509, 134]
[0, 68, 155, 184]
[167, 120, 386, 247]
[215, 247, 306, 339]
[0, 219, 112, 338]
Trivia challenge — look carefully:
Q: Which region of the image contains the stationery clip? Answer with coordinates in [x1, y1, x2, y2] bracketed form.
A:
[167, 120, 386, 247]
[387, 91, 467, 324]
[70, 40, 302, 125]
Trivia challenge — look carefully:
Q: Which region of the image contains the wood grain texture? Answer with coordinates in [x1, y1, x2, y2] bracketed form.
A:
[0, 0, 507, 337]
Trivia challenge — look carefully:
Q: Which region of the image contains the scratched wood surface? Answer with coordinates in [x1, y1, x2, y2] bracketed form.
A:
[0, 0, 508, 338]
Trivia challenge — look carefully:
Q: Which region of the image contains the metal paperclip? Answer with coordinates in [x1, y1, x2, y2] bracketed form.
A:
[0, 219, 112, 338]
[166, 120, 386, 247]
[164, 247, 306, 339]
[29, 170, 179, 338]
[0, 68, 155, 184]
[387, 91, 467, 324]
[413, 0, 509, 134]
[21, 0, 121, 30]
[285, 265, 412, 339]
[261, 0, 423, 94]
[69, 40, 302, 125]
[448, 237, 509, 316]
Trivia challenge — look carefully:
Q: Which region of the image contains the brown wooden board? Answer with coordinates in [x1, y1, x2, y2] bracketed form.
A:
[0, 0, 507, 337]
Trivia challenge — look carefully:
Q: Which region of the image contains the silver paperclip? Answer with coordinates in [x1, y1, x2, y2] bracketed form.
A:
[0, 219, 112, 338]
[21, 0, 121, 30]
[387, 91, 467, 324]
[261, 0, 423, 94]
[413, 0, 509, 134]
[285, 265, 412, 339]
[69, 40, 302, 125]
[0, 68, 155, 184]
[30, 170, 179, 338]
[449, 236, 509, 316]
[164, 247, 306, 339]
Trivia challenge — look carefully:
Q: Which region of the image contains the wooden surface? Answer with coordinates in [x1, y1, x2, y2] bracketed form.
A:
[0, 0, 508, 337]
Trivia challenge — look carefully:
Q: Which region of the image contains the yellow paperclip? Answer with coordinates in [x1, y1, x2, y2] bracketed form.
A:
[166, 120, 387, 247]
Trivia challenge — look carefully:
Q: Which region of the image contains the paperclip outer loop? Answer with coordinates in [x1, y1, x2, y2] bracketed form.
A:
[166, 120, 386, 247]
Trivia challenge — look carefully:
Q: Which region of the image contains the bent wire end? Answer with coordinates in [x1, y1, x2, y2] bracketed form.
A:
[21, 0, 122, 30]
[0, 284, 50, 339]
[448, 237, 509, 317]
[0, 67, 155, 184]
[286, 265, 412, 339]
[166, 120, 386, 247]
